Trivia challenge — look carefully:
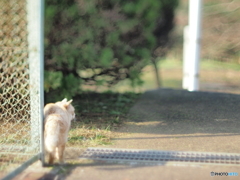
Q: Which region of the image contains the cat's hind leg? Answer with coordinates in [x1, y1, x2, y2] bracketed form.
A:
[48, 150, 55, 164]
[57, 144, 66, 164]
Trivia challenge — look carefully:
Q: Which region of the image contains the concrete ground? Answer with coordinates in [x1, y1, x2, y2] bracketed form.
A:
[11, 89, 240, 180]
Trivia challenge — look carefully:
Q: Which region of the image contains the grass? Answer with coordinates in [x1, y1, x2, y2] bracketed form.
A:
[68, 124, 112, 147]
[129, 58, 240, 94]
[66, 92, 141, 147]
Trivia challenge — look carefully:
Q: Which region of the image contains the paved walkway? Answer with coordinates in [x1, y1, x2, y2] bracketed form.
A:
[13, 89, 240, 180]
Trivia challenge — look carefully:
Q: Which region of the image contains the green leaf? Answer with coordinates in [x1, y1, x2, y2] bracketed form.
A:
[100, 48, 114, 67]
[61, 73, 82, 99]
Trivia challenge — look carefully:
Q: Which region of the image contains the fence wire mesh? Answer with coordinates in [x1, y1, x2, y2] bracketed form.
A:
[0, 0, 42, 177]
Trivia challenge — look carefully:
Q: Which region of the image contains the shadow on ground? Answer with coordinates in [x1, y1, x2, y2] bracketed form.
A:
[16, 161, 170, 180]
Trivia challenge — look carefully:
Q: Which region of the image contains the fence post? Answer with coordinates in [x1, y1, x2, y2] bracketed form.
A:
[27, 0, 44, 162]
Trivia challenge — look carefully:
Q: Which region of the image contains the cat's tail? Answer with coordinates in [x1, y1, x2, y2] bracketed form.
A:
[44, 116, 61, 153]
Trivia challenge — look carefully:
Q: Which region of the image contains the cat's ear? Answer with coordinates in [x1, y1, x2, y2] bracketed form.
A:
[62, 98, 67, 102]
[67, 99, 73, 105]
[64, 99, 73, 108]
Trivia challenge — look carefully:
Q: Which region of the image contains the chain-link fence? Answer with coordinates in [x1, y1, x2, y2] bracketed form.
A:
[0, 0, 44, 178]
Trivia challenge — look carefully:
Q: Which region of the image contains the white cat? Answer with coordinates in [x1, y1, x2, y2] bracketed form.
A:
[44, 98, 75, 164]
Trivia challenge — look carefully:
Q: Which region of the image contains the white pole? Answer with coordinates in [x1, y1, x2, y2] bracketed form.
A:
[183, 26, 189, 89]
[186, 0, 202, 91]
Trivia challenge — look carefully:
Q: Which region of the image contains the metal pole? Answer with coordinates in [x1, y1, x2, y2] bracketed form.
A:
[27, 0, 44, 163]
[39, 0, 45, 166]
[186, 0, 202, 91]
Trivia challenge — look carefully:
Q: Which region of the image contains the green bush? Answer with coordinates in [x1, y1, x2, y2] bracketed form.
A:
[44, 0, 178, 98]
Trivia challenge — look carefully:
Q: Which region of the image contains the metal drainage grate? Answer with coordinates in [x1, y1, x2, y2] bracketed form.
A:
[80, 148, 240, 165]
